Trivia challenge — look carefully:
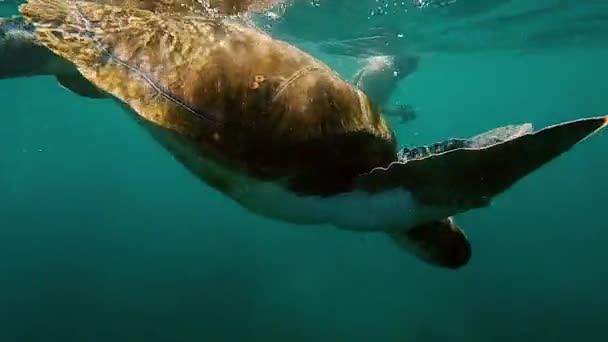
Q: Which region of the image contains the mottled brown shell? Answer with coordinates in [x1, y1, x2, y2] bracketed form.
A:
[20, 0, 397, 195]
[87, 0, 283, 16]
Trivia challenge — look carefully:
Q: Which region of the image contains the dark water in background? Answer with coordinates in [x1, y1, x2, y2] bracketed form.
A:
[1, 0, 608, 341]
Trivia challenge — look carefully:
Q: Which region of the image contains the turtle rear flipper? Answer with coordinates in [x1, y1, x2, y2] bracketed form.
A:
[0, 16, 105, 98]
[0, 16, 55, 79]
[55, 73, 106, 98]
[356, 115, 608, 210]
[389, 217, 471, 269]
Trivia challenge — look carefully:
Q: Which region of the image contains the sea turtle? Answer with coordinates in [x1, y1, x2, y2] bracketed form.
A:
[0, 0, 417, 122]
[9, 0, 608, 269]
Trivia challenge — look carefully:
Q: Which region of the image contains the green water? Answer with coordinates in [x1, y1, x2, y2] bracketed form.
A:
[1, 1, 608, 341]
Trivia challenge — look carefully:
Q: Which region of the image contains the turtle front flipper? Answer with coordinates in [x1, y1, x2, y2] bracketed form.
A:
[356, 115, 608, 211]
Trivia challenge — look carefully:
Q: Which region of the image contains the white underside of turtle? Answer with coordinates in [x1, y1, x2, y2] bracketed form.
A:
[133, 104, 608, 238]
[138, 114, 451, 232]
[228, 171, 454, 232]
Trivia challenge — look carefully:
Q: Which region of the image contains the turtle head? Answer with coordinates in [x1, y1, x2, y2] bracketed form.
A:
[388, 217, 472, 269]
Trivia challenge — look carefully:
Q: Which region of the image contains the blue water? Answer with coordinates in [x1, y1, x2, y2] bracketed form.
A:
[1, 1, 608, 341]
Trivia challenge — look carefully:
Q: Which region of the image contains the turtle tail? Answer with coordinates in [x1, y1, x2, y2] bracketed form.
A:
[0, 16, 58, 79]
